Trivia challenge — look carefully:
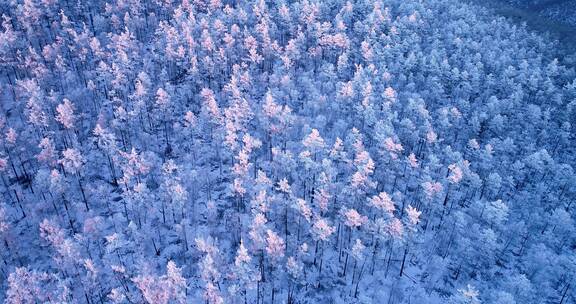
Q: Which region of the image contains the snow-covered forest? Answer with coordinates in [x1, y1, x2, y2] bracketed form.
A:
[0, 0, 575, 303]
[500, 0, 576, 26]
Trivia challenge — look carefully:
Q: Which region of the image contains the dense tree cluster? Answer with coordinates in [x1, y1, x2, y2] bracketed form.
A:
[0, 0, 575, 303]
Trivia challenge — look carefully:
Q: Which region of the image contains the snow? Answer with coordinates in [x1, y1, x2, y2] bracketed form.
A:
[0, 0, 575, 303]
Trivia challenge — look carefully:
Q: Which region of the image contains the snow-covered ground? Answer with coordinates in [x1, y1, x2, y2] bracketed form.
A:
[494, 0, 576, 26]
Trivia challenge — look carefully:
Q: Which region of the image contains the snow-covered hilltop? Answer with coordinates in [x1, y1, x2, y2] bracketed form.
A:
[0, 0, 575, 303]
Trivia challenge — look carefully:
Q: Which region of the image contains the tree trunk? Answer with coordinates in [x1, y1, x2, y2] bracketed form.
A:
[400, 246, 408, 277]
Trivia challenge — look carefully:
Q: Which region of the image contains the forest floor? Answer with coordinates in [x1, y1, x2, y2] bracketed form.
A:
[469, 0, 576, 66]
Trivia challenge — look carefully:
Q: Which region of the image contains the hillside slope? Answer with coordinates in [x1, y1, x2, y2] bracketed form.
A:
[0, 0, 575, 303]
